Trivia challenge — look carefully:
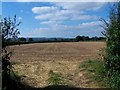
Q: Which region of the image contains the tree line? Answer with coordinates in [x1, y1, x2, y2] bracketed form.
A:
[75, 35, 105, 42]
[5, 36, 106, 46]
[18, 36, 106, 42]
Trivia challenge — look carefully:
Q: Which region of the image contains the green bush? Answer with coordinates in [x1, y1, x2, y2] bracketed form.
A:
[101, 2, 120, 89]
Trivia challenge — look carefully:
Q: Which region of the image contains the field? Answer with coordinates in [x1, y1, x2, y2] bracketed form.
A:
[10, 42, 105, 88]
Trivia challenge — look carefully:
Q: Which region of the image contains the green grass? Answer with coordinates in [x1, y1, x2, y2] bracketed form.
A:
[79, 60, 108, 87]
[48, 70, 63, 85]
[9, 69, 21, 81]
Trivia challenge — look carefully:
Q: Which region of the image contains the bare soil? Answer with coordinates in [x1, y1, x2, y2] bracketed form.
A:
[10, 42, 105, 88]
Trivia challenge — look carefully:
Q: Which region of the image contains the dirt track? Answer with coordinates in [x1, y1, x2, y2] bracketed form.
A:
[10, 42, 105, 88]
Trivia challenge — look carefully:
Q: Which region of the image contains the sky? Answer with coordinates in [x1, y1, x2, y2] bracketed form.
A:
[2, 1, 113, 38]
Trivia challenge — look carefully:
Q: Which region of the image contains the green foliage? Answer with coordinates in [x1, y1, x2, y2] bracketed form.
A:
[80, 60, 104, 74]
[1, 15, 21, 90]
[79, 60, 107, 87]
[2, 15, 21, 47]
[18, 37, 26, 42]
[48, 70, 63, 85]
[28, 38, 33, 42]
[9, 70, 21, 82]
[75, 35, 105, 42]
[101, 2, 120, 89]
[75, 36, 82, 42]
[75, 35, 89, 42]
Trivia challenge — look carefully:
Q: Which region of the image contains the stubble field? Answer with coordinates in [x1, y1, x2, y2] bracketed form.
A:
[10, 42, 105, 88]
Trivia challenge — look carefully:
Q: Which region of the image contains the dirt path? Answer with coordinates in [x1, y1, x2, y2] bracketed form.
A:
[10, 42, 105, 88]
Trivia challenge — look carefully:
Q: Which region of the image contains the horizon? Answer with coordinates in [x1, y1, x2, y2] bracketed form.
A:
[2, 2, 112, 38]
[18, 35, 105, 39]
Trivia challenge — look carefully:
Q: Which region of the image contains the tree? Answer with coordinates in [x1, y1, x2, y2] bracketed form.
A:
[84, 36, 90, 41]
[1, 15, 21, 89]
[101, 2, 120, 88]
[81, 36, 90, 41]
[98, 37, 106, 41]
[28, 38, 33, 42]
[75, 36, 82, 42]
[18, 37, 26, 42]
[75, 35, 90, 41]
[91, 36, 98, 41]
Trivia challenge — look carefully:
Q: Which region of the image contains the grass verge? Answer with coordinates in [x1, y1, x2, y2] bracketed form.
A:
[79, 60, 108, 88]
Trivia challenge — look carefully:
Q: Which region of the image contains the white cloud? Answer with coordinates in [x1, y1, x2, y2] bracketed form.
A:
[79, 21, 102, 27]
[59, 21, 102, 31]
[32, 6, 59, 14]
[27, 27, 57, 37]
[35, 13, 53, 20]
[32, 2, 105, 23]
[33, 8, 99, 21]
[17, 2, 106, 37]
[39, 21, 102, 31]
[55, 2, 106, 11]
[56, 9, 85, 16]
[28, 28, 50, 35]
[40, 20, 62, 25]
[72, 15, 98, 20]
[31, 2, 104, 35]
[27, 20, 103, 37]
[18, 17, 22, 20]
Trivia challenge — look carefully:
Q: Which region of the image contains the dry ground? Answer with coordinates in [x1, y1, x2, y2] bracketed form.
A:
[9, 42, 105, 88]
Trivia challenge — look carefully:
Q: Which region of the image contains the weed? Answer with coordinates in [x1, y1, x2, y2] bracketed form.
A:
[48, 70, 63, 85]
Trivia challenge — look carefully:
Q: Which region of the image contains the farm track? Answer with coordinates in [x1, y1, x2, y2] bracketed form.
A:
[10, 42, 105, 88]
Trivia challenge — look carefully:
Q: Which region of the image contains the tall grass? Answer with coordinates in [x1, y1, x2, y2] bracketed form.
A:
[79, 60, 108, 87]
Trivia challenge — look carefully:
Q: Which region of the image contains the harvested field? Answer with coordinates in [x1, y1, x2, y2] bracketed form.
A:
[10, 42, 105, 88]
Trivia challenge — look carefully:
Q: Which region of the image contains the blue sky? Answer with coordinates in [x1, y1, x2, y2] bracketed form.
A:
[2, 2, 111, 38]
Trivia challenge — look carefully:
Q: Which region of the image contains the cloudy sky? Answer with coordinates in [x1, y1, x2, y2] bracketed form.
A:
[2, 1, 112, 38]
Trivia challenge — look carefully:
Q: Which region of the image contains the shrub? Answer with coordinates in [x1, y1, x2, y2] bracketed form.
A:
[101, 2, 120, 89]
[1, 15, 21, 90]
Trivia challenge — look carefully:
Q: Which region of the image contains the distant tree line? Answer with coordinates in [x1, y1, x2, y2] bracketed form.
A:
[75, 35, 106, 42]
[17, 36, 106, 42]
[4, 36, 106, 46]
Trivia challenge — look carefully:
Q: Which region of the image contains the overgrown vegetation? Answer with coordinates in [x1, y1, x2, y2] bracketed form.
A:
[80, 2, 120, 89]
[1, 15, 21, 90]
[101, 2, 120, 89]
[48, 70, 63, 86]
[79, 60, 107, 87]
